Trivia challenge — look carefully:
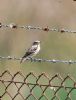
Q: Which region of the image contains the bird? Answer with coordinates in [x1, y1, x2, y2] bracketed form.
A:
[20, 40, 40, 63]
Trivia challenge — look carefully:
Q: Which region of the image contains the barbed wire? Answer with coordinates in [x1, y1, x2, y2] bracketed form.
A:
[0, 56, 76, 64]
[0, 70, 76, 100]
[0, 22, 76, 33]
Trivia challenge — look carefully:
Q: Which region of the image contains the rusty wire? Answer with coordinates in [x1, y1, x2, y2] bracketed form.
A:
[0, 70, 76, 100]
[0, 56, 76, 64]
[0, 22, 76, 33]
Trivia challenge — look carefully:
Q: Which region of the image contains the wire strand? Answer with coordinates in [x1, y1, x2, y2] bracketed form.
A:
[0, 56, 76, 64]
[0, 23, 76, 33]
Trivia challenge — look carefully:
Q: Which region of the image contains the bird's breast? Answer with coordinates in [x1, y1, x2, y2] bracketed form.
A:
[35, 45, 40, 54]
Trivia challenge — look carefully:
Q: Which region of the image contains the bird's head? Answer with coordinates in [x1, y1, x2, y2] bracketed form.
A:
[33, 40, 40, 45]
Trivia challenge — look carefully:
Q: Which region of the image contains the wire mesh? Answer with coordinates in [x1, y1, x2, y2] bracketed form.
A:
[0, 22, 76, 33]
[0, 70, 76, 100]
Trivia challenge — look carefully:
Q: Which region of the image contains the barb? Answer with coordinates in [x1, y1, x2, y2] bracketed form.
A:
[0, 23, 76, 33]
[0, 71, 76, 100]
[0, 56, 76, 64]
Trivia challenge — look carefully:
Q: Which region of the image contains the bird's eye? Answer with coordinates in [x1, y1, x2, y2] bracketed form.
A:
[33, 42, 37, 45]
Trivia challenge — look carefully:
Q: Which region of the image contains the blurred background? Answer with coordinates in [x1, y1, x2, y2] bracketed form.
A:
[0, 0, 76, 80]
[1, 0, 76, 99]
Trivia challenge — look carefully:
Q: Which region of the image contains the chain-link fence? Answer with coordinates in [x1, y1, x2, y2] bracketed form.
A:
[0, 70, 76, 100]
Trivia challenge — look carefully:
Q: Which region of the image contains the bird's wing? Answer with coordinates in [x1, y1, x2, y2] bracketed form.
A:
[28, 45, 37, 52]
[20, 45, 38, 63]
[22, 45, 37, 58]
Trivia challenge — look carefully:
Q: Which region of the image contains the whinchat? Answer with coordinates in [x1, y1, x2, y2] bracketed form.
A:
[20, 40, 40, 63]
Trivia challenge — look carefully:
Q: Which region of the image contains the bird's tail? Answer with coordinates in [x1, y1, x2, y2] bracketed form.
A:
[20, 59, 23, 64]
[20, 58, 24, 64]
[20, 57, 26, 64]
